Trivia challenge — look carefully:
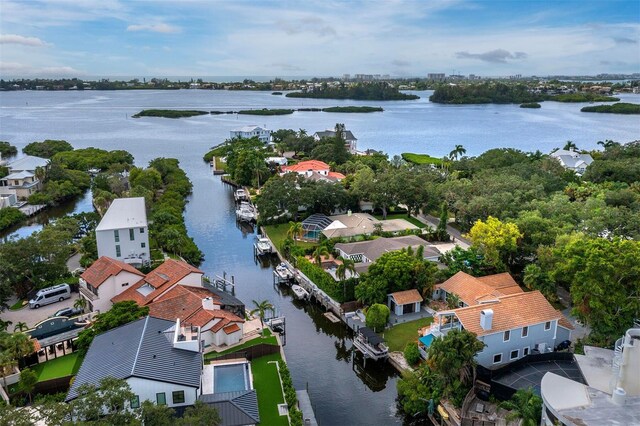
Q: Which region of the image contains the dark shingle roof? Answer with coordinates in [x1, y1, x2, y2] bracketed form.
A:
[199, 390, 260, 426]
[66, 316, 202, 401]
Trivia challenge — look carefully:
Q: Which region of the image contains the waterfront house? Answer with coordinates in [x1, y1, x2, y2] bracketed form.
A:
[79, 256, 146, 313]
[335, 235, 440, 275]
[230, 125, 271, 143]
[279, 160, 345, 182]
[424, 271, 573, 368]
[541, 327, 640, 426]
[549, 149, 593, 175]
[0, 193, 18, 209]
[388, 289, 423, 316]
[66, 316, 202, 408]
[300, 212, 419, 241]
[0, 155, 49, 200]
[313, 128, 358, 154]
[111, 258, 246, 348]
[95, 197, 150, 266]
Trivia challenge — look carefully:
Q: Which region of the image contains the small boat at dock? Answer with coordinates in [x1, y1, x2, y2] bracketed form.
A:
[273, 263, 294, 283]
[236, 202, 256, 222]
[352, 327, 389, 361]
[291, 285, 310, 300]
[234, 188, 249, 202]
[254, 237, 273, 255]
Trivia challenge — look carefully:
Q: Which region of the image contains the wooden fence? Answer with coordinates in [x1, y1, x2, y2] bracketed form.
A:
[208, 343, 280, 362]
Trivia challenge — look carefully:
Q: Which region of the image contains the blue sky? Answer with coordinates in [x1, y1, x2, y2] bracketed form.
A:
[0, 0, 638, 78]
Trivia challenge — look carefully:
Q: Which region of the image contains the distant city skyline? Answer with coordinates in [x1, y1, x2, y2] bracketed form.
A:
[0, 0, 638, 78]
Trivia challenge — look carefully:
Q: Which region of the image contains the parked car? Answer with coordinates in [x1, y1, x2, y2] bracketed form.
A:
[555, 340, 571, 351]
[51, 307, 83, 318]
[29, 284, 71, 309]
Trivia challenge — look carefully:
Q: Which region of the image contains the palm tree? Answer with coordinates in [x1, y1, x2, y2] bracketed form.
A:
[287, 221, 304, 244]
[312, 245, 329, 265]
[448, 144, 466, 161]
[13, 322, 28, 333]
[563, 140, 578, 151]
[74, 297, 87, 313]
[335, 257, 356, 281]
[446, 293, 461, 309]
[250, 300, 275, 335]
[499, 387, 542, 426]
[0, 319, 12, 332]
[7, 333, 34, 370]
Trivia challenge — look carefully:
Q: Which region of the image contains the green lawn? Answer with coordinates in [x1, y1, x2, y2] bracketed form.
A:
[251, 352, 289, 426]
[401, 152, 447, 166]
[263, 224, 317, 252]
[373, 213, 427, 229]
[382, 317, 434, 352]
[32, 352, 82, 381]
[204, 332, 278, 361]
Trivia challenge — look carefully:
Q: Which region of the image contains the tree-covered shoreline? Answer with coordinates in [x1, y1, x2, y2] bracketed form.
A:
[286, 82, 419, 100]
[581, 102, 640, 114]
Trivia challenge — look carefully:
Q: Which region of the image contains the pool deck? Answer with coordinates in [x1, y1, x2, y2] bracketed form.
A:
[296, 390, 318, 426]
[201, 359, 248, 394]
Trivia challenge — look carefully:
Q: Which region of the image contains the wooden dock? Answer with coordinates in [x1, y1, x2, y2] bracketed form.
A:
[210, 156, 225, 175]
[18, 204, 46, 217]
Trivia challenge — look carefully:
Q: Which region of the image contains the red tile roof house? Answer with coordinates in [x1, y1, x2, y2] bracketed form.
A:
[81, 257, 245, 348]
[420, 271, 574, 369]
[279, 160, 346, 182]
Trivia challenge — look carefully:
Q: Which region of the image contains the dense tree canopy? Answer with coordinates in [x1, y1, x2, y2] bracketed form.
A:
[22, 139, 73, 158]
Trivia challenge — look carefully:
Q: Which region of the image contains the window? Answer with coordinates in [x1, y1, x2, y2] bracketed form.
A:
[114, 230, 120, 242]
[172, 390, 185, 404]
[545, 321, 551, 331]
[141, 242, 146, 248]
[140, 227, 145, 233]
[115, 245, 121, 257]
[503, 330, 510, 342]
[156, 392, 166, 405]
[510, 349, 519, 360]
[522, 326, 528, 338]
[129, 229, 135, 241]
[523, 347, 530, 356]
[493, 353, 502, 364]
[130, 396, 140, 409]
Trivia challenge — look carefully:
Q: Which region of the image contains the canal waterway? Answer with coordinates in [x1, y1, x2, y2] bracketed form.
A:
[1, 89, 639, 425]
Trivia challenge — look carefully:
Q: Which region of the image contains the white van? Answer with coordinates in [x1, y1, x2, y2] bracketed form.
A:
[29, 284, 71, 309]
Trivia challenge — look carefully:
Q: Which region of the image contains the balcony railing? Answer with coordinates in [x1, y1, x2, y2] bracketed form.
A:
[79, 286, 97, 301]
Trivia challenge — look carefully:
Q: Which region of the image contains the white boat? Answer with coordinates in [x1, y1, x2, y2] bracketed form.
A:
[255, 237, 272, 255]
[274, 263, 293, 282]
[352, 327, 389, 360]
[234, 189, 249, 202]
[235, 202, 256, 222]
[291, 285, 309, 300]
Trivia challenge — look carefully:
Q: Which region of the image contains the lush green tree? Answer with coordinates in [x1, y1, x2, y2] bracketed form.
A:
[563, 140, 578, 151]
[523, 264, 556, 302]
[287, 221, 304, 243]
[396, 367, 443, 420]
[0, 207, 26, 232]
[69, 376, 136, 423]
[179, 400, 221, 426]
[76, 301, 149, 355]
[468, 216, 522, 270]
[365, 303, 390, 332]
[129, 167, 163, 192]
[0, 141, 18, 157]
[403, 342, 421, 365]
[19, 367, 38, 403]
[435, 202, 450, 241]
[23, 139, 73, 158]
[427, 329, 485, 407]
[335, 257, 356, 281]
[449, 144, 466, 161]
[356, 250, 438, 305]
[312, 245, 329, 265]
[498, 388, 542, 426]
[139, 400, 176, 426]
[548, 235, 640, 344]
[255, 174, 303, 222]
[446, 292, 462, 309]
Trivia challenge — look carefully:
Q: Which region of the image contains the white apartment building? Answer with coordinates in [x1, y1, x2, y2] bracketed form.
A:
[230, 125, 271, 143]
[96, 197, 150, 266]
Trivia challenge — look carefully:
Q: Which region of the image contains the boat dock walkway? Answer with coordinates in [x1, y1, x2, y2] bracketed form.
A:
[296, 390, 318, 426]
[18, 204, 46, 216]
[210, 156, 225, 175]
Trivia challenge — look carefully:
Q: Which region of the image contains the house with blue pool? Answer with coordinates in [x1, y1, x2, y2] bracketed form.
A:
[420, 272, 574, 369]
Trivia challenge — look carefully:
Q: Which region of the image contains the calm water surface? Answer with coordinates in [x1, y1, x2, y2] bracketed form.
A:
[1, 90, 639, 425]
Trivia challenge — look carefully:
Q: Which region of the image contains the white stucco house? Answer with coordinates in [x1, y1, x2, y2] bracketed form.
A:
[230, 125, 271, 143]
[0, 155, 49, 200]
[550, 149, 593, 175]
[95, 197, 150, 266]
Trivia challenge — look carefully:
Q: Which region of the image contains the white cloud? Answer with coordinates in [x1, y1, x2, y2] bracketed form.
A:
[127, 23, 181, 34]
[0, 62, 83, 77]
[0, 34, 49, 47]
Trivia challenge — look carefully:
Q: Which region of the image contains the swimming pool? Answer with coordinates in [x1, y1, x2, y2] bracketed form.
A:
[419, 333, 434, 348]
[214, 362, 250, 393]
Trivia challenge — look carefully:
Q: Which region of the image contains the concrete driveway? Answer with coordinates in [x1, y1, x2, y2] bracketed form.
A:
[1, 294, 81, 330]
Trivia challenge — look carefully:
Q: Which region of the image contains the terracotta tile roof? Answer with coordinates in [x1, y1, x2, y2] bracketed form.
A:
[327, 171, 346, 180]
[477, 273, 523, 295]
[281, 160, 330, 173]
[446, 291, 564, 337]
[390, 289, 423, 305]
[557, 312, 575, 330]
[223, 324, 241, 334]
[210, 319, 230, 333]
[436, 271, 523, 306]
[81, 256, 144, 288]
[111, 258, 204, 305]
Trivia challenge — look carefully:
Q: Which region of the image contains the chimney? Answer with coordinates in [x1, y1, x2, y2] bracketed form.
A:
[480, 309, 493, 331]
[202, 297, 215, 311]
